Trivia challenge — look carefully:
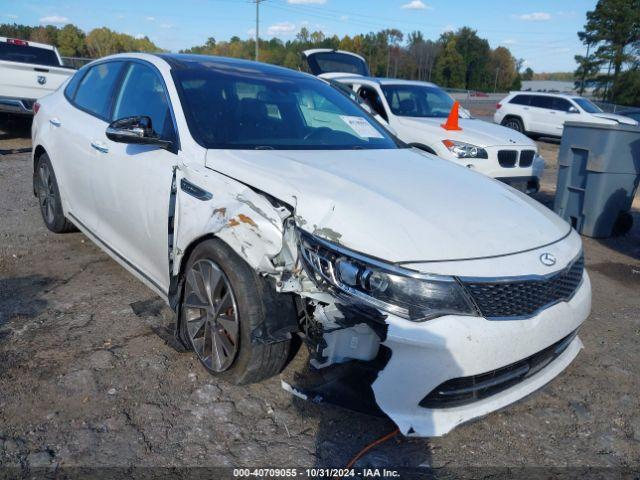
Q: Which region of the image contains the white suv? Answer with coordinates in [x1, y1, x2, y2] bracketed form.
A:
[495, 92, 638, 137]
[302, 49, 545, 194]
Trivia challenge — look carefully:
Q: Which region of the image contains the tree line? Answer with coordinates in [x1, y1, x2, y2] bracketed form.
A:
[0, 23, 160, 58]
[574, 0, 639, 105]
[182, 27, 523, 92]
[0, 22, 523, 92]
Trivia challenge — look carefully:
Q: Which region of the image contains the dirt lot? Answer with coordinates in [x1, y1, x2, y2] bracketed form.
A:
[0, 118, 639, 477]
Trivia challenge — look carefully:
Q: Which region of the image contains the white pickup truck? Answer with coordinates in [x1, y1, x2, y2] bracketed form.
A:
[0, 37, 74, 117]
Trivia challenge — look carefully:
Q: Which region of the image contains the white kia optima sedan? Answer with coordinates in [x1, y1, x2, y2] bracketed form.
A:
[31, 53, 591, 437]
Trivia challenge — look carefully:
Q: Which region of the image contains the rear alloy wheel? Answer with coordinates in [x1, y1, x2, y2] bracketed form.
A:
[183, 259, 240, 372]
[503, 117, 524, 133]
[34, 153, 76, 233]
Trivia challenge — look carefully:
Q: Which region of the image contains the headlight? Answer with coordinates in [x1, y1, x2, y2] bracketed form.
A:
[298, 231, 478, 322]
[442, 139, 488, 159]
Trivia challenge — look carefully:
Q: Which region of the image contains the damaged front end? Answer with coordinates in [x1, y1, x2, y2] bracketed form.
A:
[170, 162, 588, 438]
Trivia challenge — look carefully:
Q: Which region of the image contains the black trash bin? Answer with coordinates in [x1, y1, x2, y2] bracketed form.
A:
[553, 121, 640, 238]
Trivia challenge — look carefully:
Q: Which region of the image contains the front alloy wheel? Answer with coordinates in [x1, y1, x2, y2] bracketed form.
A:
[183, 259, 240, 372]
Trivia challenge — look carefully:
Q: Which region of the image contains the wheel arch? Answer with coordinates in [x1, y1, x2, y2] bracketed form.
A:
[501, 114, 527, 131]
[32, 145, 47, 195]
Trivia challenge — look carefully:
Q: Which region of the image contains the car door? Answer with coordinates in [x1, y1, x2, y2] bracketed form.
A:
[551, 97, 578, 135]
[53, 61, 126, 231]
[528, 95, 557, 135]
[90, 60, 180, 294]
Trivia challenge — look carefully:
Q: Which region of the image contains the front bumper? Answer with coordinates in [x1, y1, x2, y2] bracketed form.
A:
[450, 148, 545, 187]
[497, 175, 540, 194]
[0, 96, 36, 115]
[372, 272, 590, 437]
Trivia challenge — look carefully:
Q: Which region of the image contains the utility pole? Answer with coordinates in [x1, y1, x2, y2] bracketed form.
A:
[254, 0, 265, 61]
[493, 66, 500, 93]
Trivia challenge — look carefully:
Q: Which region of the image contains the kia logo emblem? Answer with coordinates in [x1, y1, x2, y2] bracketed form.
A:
[539, 253, 557, 266]
[37, 75, 47, 85]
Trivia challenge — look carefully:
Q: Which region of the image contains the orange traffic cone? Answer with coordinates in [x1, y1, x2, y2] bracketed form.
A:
[441, 101, 462, 131]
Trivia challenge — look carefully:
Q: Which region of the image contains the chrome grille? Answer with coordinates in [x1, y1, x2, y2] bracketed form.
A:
[462, 254, 584, 319]
[519, 150, 535, 167]
[497, 150, 517, 167]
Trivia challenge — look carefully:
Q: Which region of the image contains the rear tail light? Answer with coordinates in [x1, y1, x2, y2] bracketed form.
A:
[33, 102, 41, 114]
[7, 38, 29, 47]
[496, 103, 502, 110]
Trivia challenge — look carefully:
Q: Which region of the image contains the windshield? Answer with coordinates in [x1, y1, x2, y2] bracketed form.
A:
[381, 84, 454, 118]
[573, 98, 602, 113]
[173, 66, 398, 150]
[0, 42, 61, 66]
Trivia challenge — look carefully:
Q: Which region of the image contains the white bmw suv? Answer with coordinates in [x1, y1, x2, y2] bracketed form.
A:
[32, 53, 591, 437]
[495, 91, 638, 138]
[302, 49, 545, 194]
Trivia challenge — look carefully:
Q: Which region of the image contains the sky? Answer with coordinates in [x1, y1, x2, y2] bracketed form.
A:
[2, 0, 598, 72]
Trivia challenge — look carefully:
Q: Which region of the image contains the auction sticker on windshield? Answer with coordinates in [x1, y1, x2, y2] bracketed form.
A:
[339, 115, 383, 138]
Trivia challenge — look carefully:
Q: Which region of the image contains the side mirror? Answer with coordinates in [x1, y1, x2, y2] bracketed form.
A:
[106, 116, 172, 149]
[568, 106, 579, 114]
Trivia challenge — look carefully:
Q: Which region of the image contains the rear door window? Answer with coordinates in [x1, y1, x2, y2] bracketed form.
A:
[73, 62, 125, 119]
[509, 95, 531, 106]
[0, 41, 60, 66]
[530, 96, 554, 109]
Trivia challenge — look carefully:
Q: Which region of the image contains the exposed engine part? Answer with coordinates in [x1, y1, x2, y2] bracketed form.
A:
[306, 304, 381, 368]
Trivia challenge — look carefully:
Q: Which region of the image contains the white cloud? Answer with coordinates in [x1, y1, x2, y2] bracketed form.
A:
[401, 0, 431, 9]
[145, 16, 155, 22]
[517, 12, 551, 21]
[502, 39, 517, 45]
[287, 0, 326, 3]
[441, 24, 455, 33]
[339, 15, 349, 21]
[160, 23, 173, 29]
[6, 14, 18, 20]
[134, 33, 146, 39]
[39, 15, 69, 25]
[267, 22, 297, 36]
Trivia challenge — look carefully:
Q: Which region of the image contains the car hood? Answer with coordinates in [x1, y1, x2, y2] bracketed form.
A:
[204, 148, 569, 263]
[396, 117, 535, 147]
[591, 112, 639, 126]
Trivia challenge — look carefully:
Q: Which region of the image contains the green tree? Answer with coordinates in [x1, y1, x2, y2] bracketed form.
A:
[57, 24, 85, 57]
[577, 0, 640, 102]
[522, 67, 534, 81]
[433, 38, 465, 88]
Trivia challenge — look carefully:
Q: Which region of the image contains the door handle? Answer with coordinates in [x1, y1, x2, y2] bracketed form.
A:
[549, 111, 556, 114]
[90, 141, 109, 153]
[49, 118, 61, 127]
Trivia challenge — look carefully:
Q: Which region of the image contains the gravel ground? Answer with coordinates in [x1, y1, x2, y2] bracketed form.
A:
[0, 118, 639, 477]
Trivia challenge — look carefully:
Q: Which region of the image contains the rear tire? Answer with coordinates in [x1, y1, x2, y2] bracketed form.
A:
[179, 239, 294, 384]
[34, 153, 76, 233]
[502, 116, 524, 133]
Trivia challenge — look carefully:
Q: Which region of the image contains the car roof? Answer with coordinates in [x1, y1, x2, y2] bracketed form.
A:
[509, 91, 580, 99]
[0, 36, 56, 50]
[333, 75, 438, 88]
[157, 53, 315, 80]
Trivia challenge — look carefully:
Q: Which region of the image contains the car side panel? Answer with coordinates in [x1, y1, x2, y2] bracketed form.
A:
[173, 161, 290, 280]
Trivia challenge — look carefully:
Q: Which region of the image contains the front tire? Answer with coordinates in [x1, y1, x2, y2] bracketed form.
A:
[179, 239, 294, 384]
[34, 153, 76, 233]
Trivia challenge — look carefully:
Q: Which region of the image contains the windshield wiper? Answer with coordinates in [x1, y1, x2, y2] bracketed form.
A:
[254, 145, 274, 150]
